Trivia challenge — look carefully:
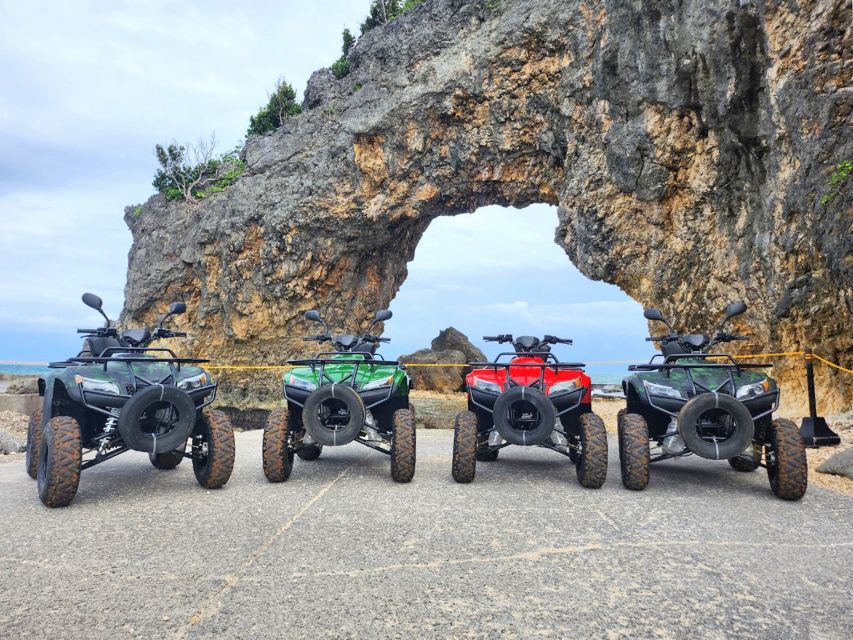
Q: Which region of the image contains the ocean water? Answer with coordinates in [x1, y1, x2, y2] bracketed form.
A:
[0, 364, 52, 377]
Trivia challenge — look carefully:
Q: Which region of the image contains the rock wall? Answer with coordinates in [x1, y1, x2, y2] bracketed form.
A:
[122, 0, 852, 410]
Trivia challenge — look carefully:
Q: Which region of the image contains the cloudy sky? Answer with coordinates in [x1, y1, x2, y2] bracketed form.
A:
[0, 0, 653, 381]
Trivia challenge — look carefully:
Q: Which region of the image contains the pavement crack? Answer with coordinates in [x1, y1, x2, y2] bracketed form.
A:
[287, 540, 853, 580]
[173, 467, 350, 639]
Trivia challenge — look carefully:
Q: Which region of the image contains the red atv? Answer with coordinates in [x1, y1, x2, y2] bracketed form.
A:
[452, 334, 607, 487]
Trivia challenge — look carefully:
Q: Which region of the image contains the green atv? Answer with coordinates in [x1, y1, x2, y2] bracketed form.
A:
[262, 309, 416, 483]
[618, 302, 807, 500]
[26, 293, 234, 507]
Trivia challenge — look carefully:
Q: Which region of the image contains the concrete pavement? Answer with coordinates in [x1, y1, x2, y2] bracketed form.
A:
[0, 430, 851, 639]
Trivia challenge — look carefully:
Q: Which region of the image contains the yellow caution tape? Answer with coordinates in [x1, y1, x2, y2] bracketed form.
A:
[809, 353, 853, 374]
[2, 350, 849, 373]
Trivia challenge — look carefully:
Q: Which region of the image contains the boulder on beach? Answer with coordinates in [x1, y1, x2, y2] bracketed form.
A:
[817, 448, 853, 480]
[399, 348, 467, 393]
[5, 377, 38, 395]
[399, 327, 484, 393]
[431, 327, 486, 364]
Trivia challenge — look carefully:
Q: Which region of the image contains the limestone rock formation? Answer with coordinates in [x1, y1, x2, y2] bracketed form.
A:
[430, 327, 486, 364]
[122, 0, 852, 410]
[399, 326, 484, 392]
[399, 348, 467, 393]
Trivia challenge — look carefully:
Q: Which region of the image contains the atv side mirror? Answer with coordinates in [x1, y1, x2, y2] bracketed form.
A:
[304, 310, 323, 323]
[82, 292, 103, 311]
[643, 308, 663, 321]
[724, 301, 746, 319]
[373, 309, 393, 323]
[167, 302, 186, 316]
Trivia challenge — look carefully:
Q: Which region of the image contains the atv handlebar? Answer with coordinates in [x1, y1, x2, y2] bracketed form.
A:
[483, 335, 512, 343]
[155, 329, 186, 339]
[543, 335, 572, 345]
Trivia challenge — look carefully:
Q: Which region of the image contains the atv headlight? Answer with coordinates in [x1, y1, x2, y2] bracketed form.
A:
[362, 375, 394, 391]
[549, 379, 580, 396]
[736, 379, 770, 399]
[643, 380, 683, 399]
[74, 375, 120, 395]
[287, 374, 316, 392]
[472, 377, 501, 394]
[178, 373, 207, 390]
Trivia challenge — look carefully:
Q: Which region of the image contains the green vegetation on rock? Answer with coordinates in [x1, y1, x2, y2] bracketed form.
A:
[247, 78, 301, 136]
[333, 1, 423, 79]
[152, 136, 245, 204]
[819, 159, 852, 206]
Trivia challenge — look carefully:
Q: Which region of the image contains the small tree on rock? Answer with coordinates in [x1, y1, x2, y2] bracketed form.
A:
[247, 78, 301, 136]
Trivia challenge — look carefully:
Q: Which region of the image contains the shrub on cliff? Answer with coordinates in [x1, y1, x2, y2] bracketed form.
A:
[332, 1, 423, 79]
[246, 78, 301, 136]
[820, 159, 852, 206]
[152, 134, 245, 204]
[331, 28, 356, 79]
[360, 0, 422, 34]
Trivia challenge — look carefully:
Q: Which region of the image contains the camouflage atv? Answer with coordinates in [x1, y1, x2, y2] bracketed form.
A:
[26, 293, 234, 507]
[618, 302, 807, 500]
[262, 309, 416, 483]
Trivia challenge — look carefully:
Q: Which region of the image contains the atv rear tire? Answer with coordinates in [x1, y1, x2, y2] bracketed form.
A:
[37, 416, 82, 508]
[296, 443, 323, 461]
[302, 384, 366, 447]
[677, 393, 754, 460]
[476, 447, 499, 462]
[728, 443, 761, 472]
[618, 413, 650, 491]
[263, 407, 294, 483]
[149, 444, 186, 470]
[452, 411, 477, 483]
[192, 410, 234, 489]
[492, 386, 555, 446]
[576, 413, 607, 488]
[390, 408, 416, 483]
[766, 418, 807, 500]
[25, 407, 44, 480]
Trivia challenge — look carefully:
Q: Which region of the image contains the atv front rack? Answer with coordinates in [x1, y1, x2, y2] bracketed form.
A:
[50, 347, 209, 371]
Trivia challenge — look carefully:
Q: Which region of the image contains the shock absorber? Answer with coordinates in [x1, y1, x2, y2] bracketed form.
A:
[97, 409, 121, 455]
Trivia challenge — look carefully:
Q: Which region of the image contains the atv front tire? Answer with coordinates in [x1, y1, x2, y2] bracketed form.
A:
[452, 411, 477, 483]
[192, 410, 235, 489]
[390, 408, 416, 483]
[149, 444, 186, 470]
[766, 418, 807, 500]
[37, 416, 82, 508]
[263, 407, 294, 483]
[618, 413, 650, 491]
[576, 413, 607, 488]
[25, 407, 44, 480]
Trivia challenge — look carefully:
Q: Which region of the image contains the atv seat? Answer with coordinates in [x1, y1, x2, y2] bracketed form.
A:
[353, 342, 377, 358]
[78, 336, 123, 357]
[661, 341, 688, 357]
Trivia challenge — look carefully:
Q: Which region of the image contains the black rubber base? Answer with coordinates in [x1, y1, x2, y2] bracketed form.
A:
[800, 417, 841, 447]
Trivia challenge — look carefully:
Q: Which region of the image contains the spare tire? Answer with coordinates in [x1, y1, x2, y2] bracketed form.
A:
[302, 384, 365, 447]
[677, 393, 754, 460]
[118, 385, 196, 453]
[492, 386, 555, 446]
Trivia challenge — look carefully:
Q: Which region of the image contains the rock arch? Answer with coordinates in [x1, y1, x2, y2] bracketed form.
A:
[123, 0, 851, 409]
